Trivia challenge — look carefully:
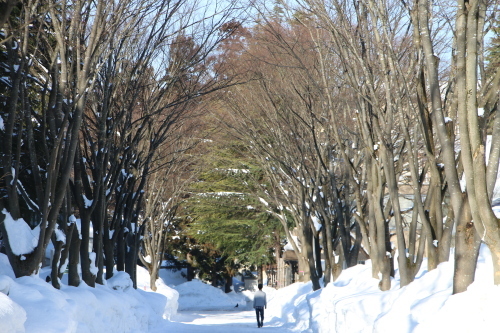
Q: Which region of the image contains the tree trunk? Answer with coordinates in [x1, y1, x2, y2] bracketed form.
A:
[117, 228, 126, 272]
[314, 233, 323, 279]
[92, 197, 105, 285]
[301, 223, 321, 291]
[211, 264, 218, 287]
[321, 226, 332, 286]
[380, 145, 411, 286]
[225, 274, 233, 293]
[51, 238, 63, 289]
[80, 211, 95, 287]
[186, 253, 195, 281]
[68, 224, 81, 287]
[453, 196, 481, 293]
[370, 161, 392, 291]
[103, 225, 115, 280]
[125, 231, 139, 289]
[59, 223, 75, 280]
[149, 265, 158, 292]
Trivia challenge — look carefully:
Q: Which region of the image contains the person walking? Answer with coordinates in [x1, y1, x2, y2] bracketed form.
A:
[253, 283, 267, 328]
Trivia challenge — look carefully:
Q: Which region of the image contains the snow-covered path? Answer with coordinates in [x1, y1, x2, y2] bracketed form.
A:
[160, 310, 294, 332]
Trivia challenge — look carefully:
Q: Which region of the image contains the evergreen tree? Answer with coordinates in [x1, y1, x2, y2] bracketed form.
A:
[181, 130, 284, 289]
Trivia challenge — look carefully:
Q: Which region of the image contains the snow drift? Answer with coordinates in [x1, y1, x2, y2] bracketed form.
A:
[0, 258, 178, 333]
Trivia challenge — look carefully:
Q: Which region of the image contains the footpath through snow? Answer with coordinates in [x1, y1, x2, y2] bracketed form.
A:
[157, 310, 294, 332]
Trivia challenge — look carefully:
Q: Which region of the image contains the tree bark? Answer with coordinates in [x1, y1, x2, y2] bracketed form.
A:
[68, 223, 81, 287]
[453, 195, 481, 293]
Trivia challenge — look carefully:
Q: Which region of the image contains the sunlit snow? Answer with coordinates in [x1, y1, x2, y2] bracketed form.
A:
[2, 245, 500, 332]
[2, 210, 40, 256]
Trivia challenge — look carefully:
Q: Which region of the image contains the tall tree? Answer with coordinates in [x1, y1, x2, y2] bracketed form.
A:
[0, 0, 125, 280]
[184, 131, 283, 290]
[0, 0, 244, 290]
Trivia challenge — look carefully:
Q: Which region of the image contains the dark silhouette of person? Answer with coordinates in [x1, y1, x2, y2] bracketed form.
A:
[253, 283, 267, 328]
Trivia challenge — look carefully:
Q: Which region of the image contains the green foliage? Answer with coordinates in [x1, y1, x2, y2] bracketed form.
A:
[187, 192, 277, 265]
[178, 134, 284, 282]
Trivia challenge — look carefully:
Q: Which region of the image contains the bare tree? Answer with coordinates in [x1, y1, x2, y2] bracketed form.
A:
[72, 0, 241, 288]
[412, 0, 500, 292]
[0, 0, 123, 280]
[218, 16, 363, 289]
[139, 144, 196, 290]
[1, 0, 242, 290]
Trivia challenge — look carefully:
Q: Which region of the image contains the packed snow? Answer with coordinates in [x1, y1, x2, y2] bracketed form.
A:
[1, 243, 500, 332]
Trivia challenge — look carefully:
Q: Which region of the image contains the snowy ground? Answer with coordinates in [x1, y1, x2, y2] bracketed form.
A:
[2, 243, 500, 332]
[159, 310, 293, 332]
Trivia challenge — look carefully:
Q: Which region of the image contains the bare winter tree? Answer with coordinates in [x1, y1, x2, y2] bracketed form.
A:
[0, 0, 242, 289]
[138, 138, 196, 291]
[413, 0, 500, 292]
[70, 0, 242, 288]
[0, 0, 125, 281]
[298, 0, 468, 291]
[218, 14, 365, 289]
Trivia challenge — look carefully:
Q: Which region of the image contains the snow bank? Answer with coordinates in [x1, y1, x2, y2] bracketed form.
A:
[265, 244, 500, 333]
[2, 244, 500, 332]
[173, 279, 247, 311]
[158, 268, 187, 287]
[0, 252, 15, 279]
[0, 278, 26, 333]
[0, 253, 255, 332]
[137, 266, 179, 320]
[0, 254, 178, 333]
[266, 282, 317, 332]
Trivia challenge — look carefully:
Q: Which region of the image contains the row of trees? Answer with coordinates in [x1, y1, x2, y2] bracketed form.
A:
[1, 0, 499, 297]
[216, 0, 500, 293]
[0, 0, 241, 290]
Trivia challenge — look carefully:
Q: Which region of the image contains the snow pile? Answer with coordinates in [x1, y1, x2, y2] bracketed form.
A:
[0, 254, 257, 333]
[137, 266, 179, 320]
[266, 244, 499, 332]
[0, 258, 26, 333]
[107, 271, 133, 291]
[266, 282, 317, 332]
[173, 279, 247, 311]
[158, 268, 187, 287]
[2, 244, 500, 332]
[0, 281, 26, 333]
[0, 254, 178, 333]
